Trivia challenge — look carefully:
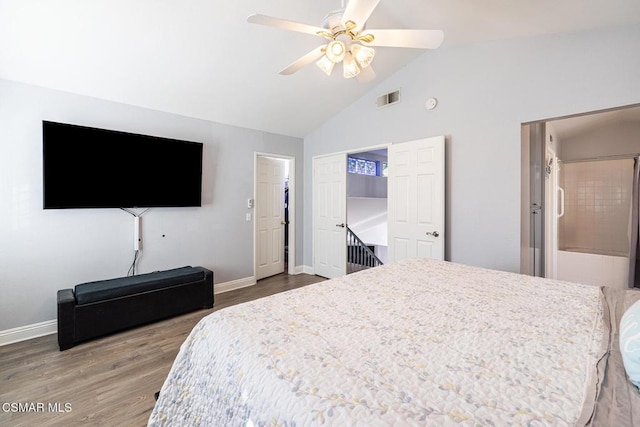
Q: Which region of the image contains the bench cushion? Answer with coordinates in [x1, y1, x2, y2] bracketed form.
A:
[74, 266, 204, 305]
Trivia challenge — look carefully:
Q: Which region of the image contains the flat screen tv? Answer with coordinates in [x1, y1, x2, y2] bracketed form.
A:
[43, 121, 203, 209]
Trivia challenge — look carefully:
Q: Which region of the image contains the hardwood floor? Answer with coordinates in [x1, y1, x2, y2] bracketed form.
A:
[0, 273, 325, 426]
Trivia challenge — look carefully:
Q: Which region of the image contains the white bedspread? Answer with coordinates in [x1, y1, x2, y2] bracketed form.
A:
[149, 258, 607, 426]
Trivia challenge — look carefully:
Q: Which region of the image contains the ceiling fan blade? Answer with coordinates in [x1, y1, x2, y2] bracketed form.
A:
[342, 0, 381, 32]
[247, 14, 326, 37]
[356, 65, 376, 83]
[363, 29, 444, 49]
[279, 45, 326, 75]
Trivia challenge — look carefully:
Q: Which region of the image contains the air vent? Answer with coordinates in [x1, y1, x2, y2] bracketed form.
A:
[376, 90, 401, 108]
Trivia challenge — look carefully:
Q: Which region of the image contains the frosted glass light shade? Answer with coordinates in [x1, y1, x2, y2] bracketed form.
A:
[351, 44, 375, 68]
[326, 40, 346, 63]
[316, 55, 335, 76]
[343, 53, 360, 78]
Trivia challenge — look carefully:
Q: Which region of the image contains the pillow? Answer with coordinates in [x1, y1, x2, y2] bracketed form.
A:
[620, 299, 640, 390]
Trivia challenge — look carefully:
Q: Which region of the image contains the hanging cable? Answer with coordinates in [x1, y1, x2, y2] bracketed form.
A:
[127, 250, 140, 276]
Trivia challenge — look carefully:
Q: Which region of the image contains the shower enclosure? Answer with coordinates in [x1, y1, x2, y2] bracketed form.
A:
[523, 105, 640, 288]
[551, 157, 634, 288]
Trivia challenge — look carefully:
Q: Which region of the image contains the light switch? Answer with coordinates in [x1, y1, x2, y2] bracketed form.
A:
[247, 198, 254, 208]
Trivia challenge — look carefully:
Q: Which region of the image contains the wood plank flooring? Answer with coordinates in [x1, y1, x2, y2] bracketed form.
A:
[0, 273, 325, 426]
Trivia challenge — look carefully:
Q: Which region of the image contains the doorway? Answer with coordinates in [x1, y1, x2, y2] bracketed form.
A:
[254, 153, 296, 280]
[521, 104, 640, 288]
[312, 136, 446, 278]
[347, 148, 389, 271]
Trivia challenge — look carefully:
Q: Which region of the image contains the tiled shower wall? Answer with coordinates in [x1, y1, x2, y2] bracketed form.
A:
[558, 159, 633, 256]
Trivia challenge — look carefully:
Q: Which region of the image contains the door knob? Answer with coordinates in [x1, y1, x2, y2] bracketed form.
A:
[335, 223, 346, 228]
[426, 231, 440, 237]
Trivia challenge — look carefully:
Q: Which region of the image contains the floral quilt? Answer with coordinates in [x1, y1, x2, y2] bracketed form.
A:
[149, 258, 607, 426]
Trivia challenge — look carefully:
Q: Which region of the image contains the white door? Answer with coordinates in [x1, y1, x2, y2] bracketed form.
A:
[256, 157, 286, 280]
[388, 136, 445, 262]
[313, 153, 347, 278]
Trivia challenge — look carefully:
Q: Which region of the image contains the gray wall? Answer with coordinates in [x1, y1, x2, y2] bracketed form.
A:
[303, 25, 640, 272]
[558, 121, 640, 160]
[348, 174, 388, 198]
[0, 79, 303, 330]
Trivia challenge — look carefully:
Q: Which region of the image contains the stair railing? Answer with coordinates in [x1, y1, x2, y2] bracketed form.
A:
[346, 226, 383, 273]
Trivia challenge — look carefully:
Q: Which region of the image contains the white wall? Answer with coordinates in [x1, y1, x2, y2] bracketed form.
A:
[347, 197, 387, 246]
[0, 79, 303, 331]
[303, 25, 640, 272]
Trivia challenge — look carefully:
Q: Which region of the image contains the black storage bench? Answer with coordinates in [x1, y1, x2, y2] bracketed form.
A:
[57, 266, 213, 351]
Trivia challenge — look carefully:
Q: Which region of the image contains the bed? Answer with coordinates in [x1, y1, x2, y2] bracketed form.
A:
[148, 258, 640, 426]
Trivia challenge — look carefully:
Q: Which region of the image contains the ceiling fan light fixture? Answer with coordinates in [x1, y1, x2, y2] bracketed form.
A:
[351, 44, 375, 68]
[326, 40, 346, 63]
[343, 53, 360, 79]
[316, 55, 335, 76]
[247, 1, 444, 80]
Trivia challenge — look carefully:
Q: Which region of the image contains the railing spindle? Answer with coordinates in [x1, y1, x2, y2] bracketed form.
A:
[346, 226, 383, 274]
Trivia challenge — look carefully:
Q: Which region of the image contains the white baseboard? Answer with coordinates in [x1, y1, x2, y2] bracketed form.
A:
[0, 319, 57, 347]
[1, 272, 314, 347]
[0, 277, 257, 346]
[214, 276, 256, 294]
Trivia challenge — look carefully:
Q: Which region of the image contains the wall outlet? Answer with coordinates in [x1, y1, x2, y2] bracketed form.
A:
[246, 213, 252, 221]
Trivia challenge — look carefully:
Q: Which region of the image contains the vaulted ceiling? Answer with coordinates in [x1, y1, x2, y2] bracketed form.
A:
[1, 0, 639, 137]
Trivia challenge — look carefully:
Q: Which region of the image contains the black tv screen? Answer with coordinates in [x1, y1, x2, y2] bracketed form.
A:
[43, 121, 203, 209]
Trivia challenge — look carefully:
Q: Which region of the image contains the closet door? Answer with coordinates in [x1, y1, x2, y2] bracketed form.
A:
[313, 153, 347, 278]
[388, 136, 445, 262]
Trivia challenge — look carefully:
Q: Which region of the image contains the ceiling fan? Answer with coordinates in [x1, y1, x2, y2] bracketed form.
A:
[247, 0, 444, 81]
